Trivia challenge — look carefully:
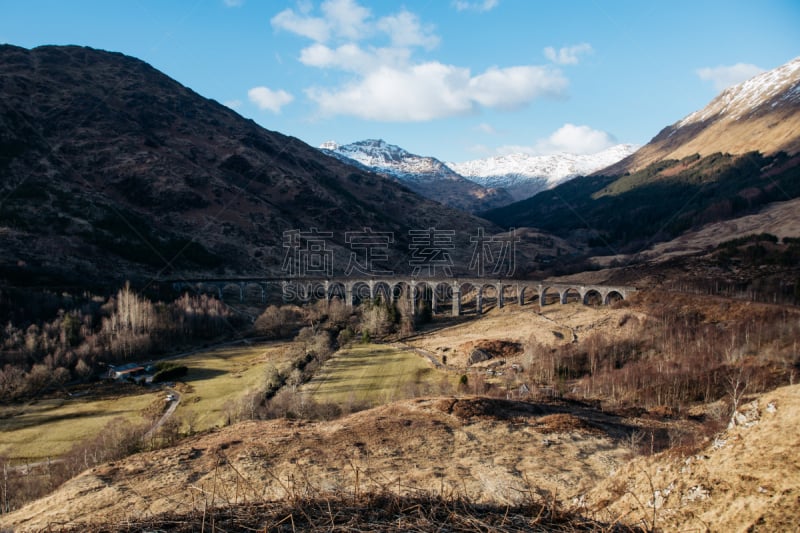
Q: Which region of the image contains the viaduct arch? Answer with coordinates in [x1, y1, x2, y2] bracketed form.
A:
[170, 278, 636, 316]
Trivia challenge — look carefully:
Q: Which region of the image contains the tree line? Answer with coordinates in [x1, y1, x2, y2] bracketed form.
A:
[0, 284, 235, 401]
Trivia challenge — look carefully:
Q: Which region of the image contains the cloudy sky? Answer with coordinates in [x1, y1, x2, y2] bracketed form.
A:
[2, 0, 799, 162]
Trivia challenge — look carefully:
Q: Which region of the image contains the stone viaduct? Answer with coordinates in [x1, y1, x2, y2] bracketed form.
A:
[170, 278, 635, 317]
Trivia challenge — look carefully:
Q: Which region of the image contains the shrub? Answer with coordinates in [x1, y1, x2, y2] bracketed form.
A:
[152, 362, 188, 383]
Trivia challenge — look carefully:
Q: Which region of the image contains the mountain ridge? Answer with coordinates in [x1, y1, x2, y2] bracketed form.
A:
[449, 144, 638, 201]
[320, 139, 636, 209]
[0, 44, 497, 285]
[602, 56, 800, 175]
[484, 56, 800, 253]
[319, 139, 514, 213]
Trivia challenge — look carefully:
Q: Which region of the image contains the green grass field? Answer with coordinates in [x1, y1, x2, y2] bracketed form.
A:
[175, 342, 294, 429]
[0, 393, 159, 463]
[0, 342, 292, 463]
[0, 342, 451, 463]
[303, 343, 451, 407]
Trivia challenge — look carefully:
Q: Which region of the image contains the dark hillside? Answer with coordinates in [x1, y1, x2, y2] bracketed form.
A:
[0, 45, 495, 287]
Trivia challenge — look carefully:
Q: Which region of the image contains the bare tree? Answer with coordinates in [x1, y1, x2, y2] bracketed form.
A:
[725, 366, 750, 428]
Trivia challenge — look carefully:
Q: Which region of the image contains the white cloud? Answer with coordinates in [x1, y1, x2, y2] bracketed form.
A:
[320, 0, 371, 40]
[272, 1, 568, 122]
[297, 0, 313, 15]
[377, 10, 439, 49]
[468, 65, 567, 108]
[498, 124, 616, 155]
[306, 62, 567, 121]
[271, 0, 372, 43]
[272, 1, 437, 49]
[299, 42, 409, 73]
[543, 43, 593, 65]
[541, 123, 615, 153]
[475, 123, 497, 135]
[271, 8, 330, 42]
[307, 63, 472, 121]
[696, 63, 764, 91]
[453, 0, 499, 12]
[248, 87, 294, 113]
[224, 99, 243, 110]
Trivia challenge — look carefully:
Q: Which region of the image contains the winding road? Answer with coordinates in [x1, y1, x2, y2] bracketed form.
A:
[143, 389, 181, 441]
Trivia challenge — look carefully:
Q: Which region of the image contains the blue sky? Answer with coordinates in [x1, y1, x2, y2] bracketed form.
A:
[2, 0, 799, 162]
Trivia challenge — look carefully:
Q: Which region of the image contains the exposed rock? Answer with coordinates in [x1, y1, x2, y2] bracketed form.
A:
[468, 348, 492, 365]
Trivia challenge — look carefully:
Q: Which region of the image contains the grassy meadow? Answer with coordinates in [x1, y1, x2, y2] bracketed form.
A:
[303, 343, 452, 407]
[0, 342, 292, 463]
[0, 393, 160, 463]
[174, 342, 294, 429]
[0, 341, 453, 464]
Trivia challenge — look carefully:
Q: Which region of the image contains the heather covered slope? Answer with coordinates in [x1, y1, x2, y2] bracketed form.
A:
[0, 45, 496, 286]
[485, 151, 800, 250]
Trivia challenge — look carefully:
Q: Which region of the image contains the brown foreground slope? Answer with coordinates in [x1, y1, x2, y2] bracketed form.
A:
[1, 397, 633, 531]
[590, 383, 800, 532]
[2, 385, 798, 531]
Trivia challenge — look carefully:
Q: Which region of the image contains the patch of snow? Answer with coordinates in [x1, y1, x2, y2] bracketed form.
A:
[678, 57, 800, 128]
[319, 140, 339, 151]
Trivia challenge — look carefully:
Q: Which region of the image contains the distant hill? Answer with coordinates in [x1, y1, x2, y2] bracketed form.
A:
[319, 139, 513, 213]
[0, 45, 497, 286]
[448, 144, 637, 202]
[484, 57, 800, 252]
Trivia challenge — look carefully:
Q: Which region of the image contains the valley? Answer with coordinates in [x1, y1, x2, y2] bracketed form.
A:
[1, 39, 800, 531]
[2, 292, 799, 531]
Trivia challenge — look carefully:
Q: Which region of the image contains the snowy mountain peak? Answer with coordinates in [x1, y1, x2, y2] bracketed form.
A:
[448, 144, 638, 201]
[319, 139, 636, 206]
[319, 139, 453, 179]
[319, 140, 339, 151]
[679, 56, 800, 128]
[607, 56, 800, 175]
[318, 139, 514, 212]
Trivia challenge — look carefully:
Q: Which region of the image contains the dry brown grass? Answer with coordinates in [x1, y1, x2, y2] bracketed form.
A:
[407, 302, 645, 369]
[58, 491, 638, 532]
[3, 294, 798, 531]
[0, 397, 635, 531]
[589, 383, 800, 532]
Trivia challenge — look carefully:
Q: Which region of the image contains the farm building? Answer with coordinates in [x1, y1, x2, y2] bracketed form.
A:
[108, 363, 148, 383]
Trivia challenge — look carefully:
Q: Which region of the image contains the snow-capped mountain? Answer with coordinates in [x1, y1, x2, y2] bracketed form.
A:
[605, 56, 800, 175]
[319, 139, 514, 213]
[678, 57, 800, 127]
[448, 144, 638, 201]
[322, 139, 464, 183]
